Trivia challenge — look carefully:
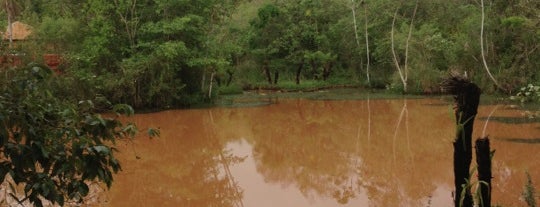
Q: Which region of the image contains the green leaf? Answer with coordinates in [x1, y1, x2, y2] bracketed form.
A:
[42, 183, 50, 197]
[147, 128, 161, 138]
[122, 123, 138, 137]
[113, 104, 135, 116]
[92, 146, 110, 154]
[79, 183, 89, 196]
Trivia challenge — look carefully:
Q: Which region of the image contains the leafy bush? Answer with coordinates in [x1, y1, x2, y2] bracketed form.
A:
[0, 65, 139, 206]
[510, 84, 540, 103]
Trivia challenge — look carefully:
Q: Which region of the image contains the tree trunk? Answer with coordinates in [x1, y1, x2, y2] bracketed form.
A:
[5, 0, 13, 47]
[113, 0, 139, 50]
[296, 59, 304, 84]
[441, 74, 481, 207]
[263, 61, 272, 85]
[322, 62, 333, 81]
[475, 137, 492, 207]
[310, 60, 318, 79]
[226, 71, 233, 86]
[390, 8, 407, 92]
[390, 1, 418, 93]
[364, 2, 371, 86]
[208, 72, 215, 98]
[350, 0, 370, 85]
[480, 0, 501, 91]
[403, 0, 418, 88]
[273, 71, 279, 85]
[201, 69, 206, 91]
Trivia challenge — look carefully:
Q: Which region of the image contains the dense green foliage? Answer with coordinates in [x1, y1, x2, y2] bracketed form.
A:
[2, 0, 244, 109]
[0, 65, 138, 206]
[1, 0, 538, 107]
[511, 84, 540, 103]
[235, 0, 539, 94]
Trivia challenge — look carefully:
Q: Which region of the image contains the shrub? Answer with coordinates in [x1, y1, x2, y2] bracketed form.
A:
[0, 64, 139, 206]
[510, 84, 540, 103]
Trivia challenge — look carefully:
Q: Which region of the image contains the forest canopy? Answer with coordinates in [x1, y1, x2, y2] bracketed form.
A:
[0, 0, 538, 108]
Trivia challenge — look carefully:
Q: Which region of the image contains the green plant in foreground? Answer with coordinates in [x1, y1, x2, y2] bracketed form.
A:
[457, 168, 491, 207]
[510, 84, 540, 103]
[0, 65, 143, 206]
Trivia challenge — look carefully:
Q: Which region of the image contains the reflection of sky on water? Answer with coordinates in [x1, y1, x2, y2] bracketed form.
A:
[106, 98, 540, 207]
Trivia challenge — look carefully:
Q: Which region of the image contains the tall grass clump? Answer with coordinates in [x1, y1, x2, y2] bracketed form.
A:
[523, 172, 538, 207]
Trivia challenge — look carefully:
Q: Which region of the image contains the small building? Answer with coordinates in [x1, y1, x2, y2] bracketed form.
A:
[1, 21, 33, 67]
[1, 21, 62, 73]
[3, 21, 33, 41]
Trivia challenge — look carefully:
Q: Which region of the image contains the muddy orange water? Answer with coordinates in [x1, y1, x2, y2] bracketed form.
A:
[101, 98, 539, 207]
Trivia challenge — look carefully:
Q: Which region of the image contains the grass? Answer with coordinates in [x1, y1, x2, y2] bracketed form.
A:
[215, 79, 537, 109]
[217, 84, 243, 95]
[214, 87, 431, 107]
[477, 116, 540, 124]
[242, 80, 342, 92]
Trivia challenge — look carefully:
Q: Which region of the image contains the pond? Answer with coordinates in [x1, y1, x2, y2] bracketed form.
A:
[101, 97, 539, 207]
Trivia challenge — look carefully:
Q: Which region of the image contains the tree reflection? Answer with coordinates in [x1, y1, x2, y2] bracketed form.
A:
[105, 99, 538, 206]
[250, 100, 361, 203]
[246, 99, 453, 206]
[107, 110, 245, 207]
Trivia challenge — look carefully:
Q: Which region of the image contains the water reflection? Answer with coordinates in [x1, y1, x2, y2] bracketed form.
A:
[495, 138, 540, 144]
[479, 116, 540, 124]
[107, 110, 245, 207]
[105, 98, 540, 207]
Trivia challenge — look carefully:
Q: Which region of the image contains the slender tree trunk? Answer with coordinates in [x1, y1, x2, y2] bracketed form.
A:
[201, 69, 206, 91]
[310, 60, 318, 79]
[208, 72, 215, 98]
[350, 0, 370, 85]
[226, 71, 233, 86]
[296, 59, 304, 84]
[5, 0, 13, 48]
[390, 1, 418, 93]
[322, 62, 332, 81]
[263, 61, 272, 85]
[350, 0, 360, 48]
[113, 0, 139, 50]
[391, 8, 407, 92]
[480, 0, 501, 91]
[273, 71, 279, 85]
[364, 3, 371, 86]
[404, 0, 418, 86]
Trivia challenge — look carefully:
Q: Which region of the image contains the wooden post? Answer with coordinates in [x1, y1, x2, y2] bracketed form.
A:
[441, 74, 481, 207]
[475, 137, 491, 207]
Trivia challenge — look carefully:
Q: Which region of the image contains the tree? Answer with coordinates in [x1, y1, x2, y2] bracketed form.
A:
[246, 0, 343, 85]
[14, 0, 245, 108]
[0, 65, 140, 206]
[479, 0, 501, 91]
[363, 0, 371, 86]
[390, 0, 418, 93]
[350, 0, 370, 85]
[248, 3, 285, 85]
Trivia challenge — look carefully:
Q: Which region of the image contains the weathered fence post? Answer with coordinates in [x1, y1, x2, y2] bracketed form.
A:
[441, 74, 481, 207]
[475, 137, 492, 207]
